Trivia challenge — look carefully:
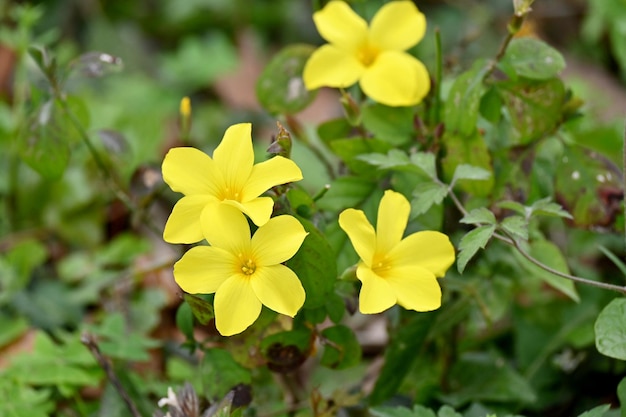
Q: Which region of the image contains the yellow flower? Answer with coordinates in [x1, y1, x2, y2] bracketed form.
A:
[303, 1, 430, 107]
[338, 190, 454, 314]
[174, 204, 307, 336]
[162, 123, 303, 244]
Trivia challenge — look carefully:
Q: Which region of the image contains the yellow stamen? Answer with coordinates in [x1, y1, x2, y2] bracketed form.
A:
[241, 258, 256, 275]
[357, 44, 380, 67]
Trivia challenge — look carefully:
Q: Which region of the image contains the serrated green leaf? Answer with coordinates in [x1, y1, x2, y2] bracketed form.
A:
[576, 404, 611, 417]
[502, 38, 566, 80]
[460, 207, 496, 225]
[411, 181, 448, 217]
[451, 164, 492, 185]
[91, 313, 160, 361]
[515, 239, 579, 302]
[0, 380, 54, 417]
[595, 298, 626, 360]
[437, 405, 462, 417]
[358, 149, 413, 171]
[500, 215, 528, 241]
[410, 152, 438, 179]
[444, 60, 488, 136]
[457, 225, 496, 273]
[530, 198, 573, 219]
[285, 216, 336, 309]
[497, 200, 527, 215]
[256, 44, 317, 115]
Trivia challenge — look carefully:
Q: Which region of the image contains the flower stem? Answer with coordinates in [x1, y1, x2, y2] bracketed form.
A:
[431, 27, 443, 125]
[444, 182, 626, 295]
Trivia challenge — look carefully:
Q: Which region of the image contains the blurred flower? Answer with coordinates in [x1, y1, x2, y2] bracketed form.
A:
[154, 383, 200, 417]
[162, 123, 303, 243]
[339, 190, 454, 314]
[174, 204, 307, 336]
[303, 1, 430, 107]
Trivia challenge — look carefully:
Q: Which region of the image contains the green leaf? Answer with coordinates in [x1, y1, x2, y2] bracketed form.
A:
[176, 300, 195, 341]
[0, 380, 54, 417]
[595, 298, 626, 360]
[479, 86, 503, 123]
[411, 181, 448, 217]
[410, 152, 438, 179]
[437, 405, 463, 417]
[19, 100, 71, 179]
[530, 198, 573, 219]
[451, 164, 492, 185]
[498, 77, 566, 145]
[358, 149, 412, 170]
[361, 103, 415, 146]
[500, 215, 528, 241]
[444, 60, 488, 136]
[442, 130, 494, 196]
[5, 331, 100, 391]
[317, 176, 377, 212]
[201, 348, 251, 400]
[256, 44, 318, 115]
[95, 233, 151, 267]
[320, 325, 361, 369]
[457, 225, 496, 273]
[515, 239, 579, 302]
[369, 312, 435, 405]
[329, 137, 391, 175]
[460, 207, 496, 225]
[370, 405, 436, 417]
[576, 404, 611, 417]
[498, 200, 526, 215]
[618, 376, 626, 417]
[91, 313, 160, 361]
[162, 33, 238, 89]
[183, 293, 214, 325]
[441, 352, 536, 407]
[502, 38, 566, 80]
[286, 216, 336, 309]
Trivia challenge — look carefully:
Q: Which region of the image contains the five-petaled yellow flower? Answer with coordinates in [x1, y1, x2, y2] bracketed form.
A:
[174, 204, 308, 336]
[162, 123, 303, 244]
[303, 1, 430, 107]
[339, 190, 455, 314]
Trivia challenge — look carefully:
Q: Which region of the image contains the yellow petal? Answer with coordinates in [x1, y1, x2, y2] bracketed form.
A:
[313, 1, 367, 50]
[243, 156, 303, 201]
[173, 246, 236, 294]
[200, 203, 250, 254]
[214, 275, 262, 336]
[376, 190, 410, 255]
[226, 197, 275, 227]
[251, 215, 307, 265]
[369, 1, 426, 51]
[388, 231, 455, 277]
[251, 264, 305, 317]
[356, 265, 397, 314]
[339, 208, 376, 266]
[212, 123, 254, 194]
[303, 44, 364, 89]
[386, 265, 442, 311]
[162, 147, 225, 196]
[360, 51, 430, 106]
[163, 195, 214, 244]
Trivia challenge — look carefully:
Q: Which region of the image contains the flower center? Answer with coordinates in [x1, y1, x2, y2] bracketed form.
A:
[241, 258, 256, 276]
[372, 254, 391, 276]
[221, 186, 241, 201]
[356, 43, 380, 67]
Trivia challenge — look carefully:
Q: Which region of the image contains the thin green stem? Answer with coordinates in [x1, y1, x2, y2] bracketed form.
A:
[444, 182, 626, 295]
[431, 27, 443, 125]
[484, 13, 526, 81]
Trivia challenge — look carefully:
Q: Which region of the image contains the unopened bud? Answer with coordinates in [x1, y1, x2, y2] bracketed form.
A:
[179, 97, 191, 141]
[340, 90, 361, 126]
[267, 121, 293, 158]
